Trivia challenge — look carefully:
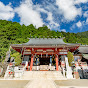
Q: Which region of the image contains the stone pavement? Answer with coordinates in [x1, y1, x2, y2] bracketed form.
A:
[25, 79, 57, 88]
[25, 79, 88, 88]
[23, 71, 63, 88]
[0, 80, 29, 88]
[0, 71, 88, 88]
[0, 79, 87, 88]
[55, 79, 88, 88]
[59, 86, 88, 88]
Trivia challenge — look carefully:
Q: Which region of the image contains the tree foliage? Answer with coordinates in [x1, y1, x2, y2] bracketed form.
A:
[0, 20, 88, 60]
[67, 52, 74, 66]
[10, 52, 21, 66]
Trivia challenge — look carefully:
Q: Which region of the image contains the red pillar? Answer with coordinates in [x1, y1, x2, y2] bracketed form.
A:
[55, 55, 58, 71]
[30, 55, 34, 71]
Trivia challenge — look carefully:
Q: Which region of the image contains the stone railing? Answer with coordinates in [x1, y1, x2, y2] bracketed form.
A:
[32, 65, 55, 71]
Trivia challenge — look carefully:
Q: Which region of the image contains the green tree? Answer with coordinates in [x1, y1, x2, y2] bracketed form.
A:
[67, 51, 74, 66]
[0, 19, 88, 62]
[11, 52, 22, 66]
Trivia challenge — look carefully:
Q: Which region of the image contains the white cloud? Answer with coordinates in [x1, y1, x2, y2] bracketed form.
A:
[31, 4, 60, 30]
[86, 18, 88, 24]
[84, 11, 88, 17]
[57, 29, 66, 32]
[58, 29, 66, 32]
[46, 12, 60, 29]
[47, 22, 60, 30]
[36, 6, 48, 13]
[56, 0, 82, 21]
[83, 11, 88, 24]
[70, 24, 75, 30]
[15, 0, 44, 28]
[0, 0, 87, 32]
[45, 12, 65, 31]
[74, 0, 88, 4]
[76, 21, 82, 27]
[0, 1, 14, 20]
[47, 12, 53, 21]
[71, 20, 88, 31]
[15, 0, 60, 29]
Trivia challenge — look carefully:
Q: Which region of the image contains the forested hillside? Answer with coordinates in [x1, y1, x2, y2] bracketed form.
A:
[0, 20, 88, 60]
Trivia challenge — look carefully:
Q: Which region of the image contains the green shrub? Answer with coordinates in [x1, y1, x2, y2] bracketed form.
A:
[11, 52, 22, 66]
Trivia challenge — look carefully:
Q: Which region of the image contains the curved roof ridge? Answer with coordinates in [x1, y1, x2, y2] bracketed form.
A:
[23, 38, 66, 45]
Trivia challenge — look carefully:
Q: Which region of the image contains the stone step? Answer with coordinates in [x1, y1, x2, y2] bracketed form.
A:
[22, 71, 66, 80]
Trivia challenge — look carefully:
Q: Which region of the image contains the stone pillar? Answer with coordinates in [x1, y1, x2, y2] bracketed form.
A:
[30, 55, 34, 71]
[55, 55, 58, 71]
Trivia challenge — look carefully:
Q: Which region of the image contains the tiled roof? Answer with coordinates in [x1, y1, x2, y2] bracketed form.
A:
[82, 54, 88, 59]
[23, 38, 66, 45]
[11, 38, 80, 47]
[78, 45, 88, 53]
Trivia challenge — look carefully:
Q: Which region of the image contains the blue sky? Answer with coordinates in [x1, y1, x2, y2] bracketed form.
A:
[0, 0, 88, 33]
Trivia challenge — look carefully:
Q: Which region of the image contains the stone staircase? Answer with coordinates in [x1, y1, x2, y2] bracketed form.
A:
[4, 62, 28, 79]
[22, 71, 67, 80]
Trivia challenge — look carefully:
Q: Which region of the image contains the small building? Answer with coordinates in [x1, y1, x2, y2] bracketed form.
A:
[77, 45, 88, 64]
[73, 45, 88, 63]
[11, 38, 80, 71]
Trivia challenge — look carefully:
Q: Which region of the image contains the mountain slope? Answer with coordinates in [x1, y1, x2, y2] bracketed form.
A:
[0, 20, 88, 60]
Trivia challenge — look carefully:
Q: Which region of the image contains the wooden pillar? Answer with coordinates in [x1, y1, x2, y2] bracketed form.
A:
[55, 55, 58, 71]
[30, 55, 34, 71]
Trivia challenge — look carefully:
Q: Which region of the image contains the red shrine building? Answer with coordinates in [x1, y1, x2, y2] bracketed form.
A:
[11, 38, 80, 71]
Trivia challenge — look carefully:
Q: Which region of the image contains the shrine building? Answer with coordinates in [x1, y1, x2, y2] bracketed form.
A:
[11, 38, 80, 71]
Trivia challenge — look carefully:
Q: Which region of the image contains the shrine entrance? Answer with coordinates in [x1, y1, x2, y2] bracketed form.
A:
[40, 56, 50, 65]
[32, 55, 56, 71]
[34, 55, 56, 66]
